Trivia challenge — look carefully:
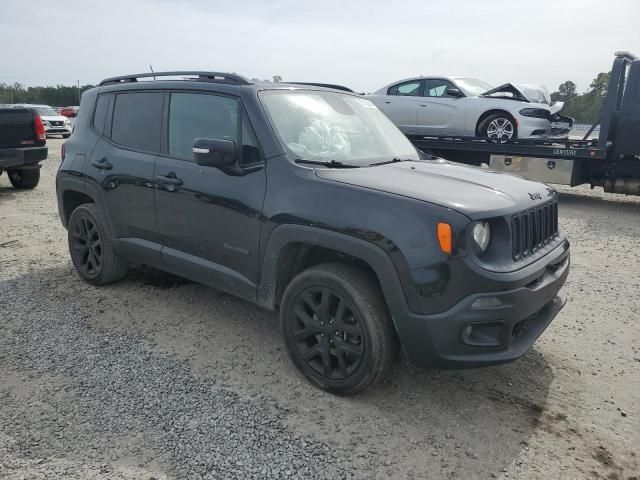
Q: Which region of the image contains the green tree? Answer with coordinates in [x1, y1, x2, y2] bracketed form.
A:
[589, 72, 610, 97]
[555, 80, 577, 101]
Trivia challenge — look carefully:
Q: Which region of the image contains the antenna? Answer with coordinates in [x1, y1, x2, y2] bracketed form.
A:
[149, 65, 156, 80]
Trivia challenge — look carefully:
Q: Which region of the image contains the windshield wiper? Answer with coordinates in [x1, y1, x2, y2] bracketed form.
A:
[295, 159, 360, 168]
[369, 157, 412, 167]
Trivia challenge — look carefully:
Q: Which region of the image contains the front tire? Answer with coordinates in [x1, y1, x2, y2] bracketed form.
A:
[68, 204, 128, 285]
[478, 113, 517, 142]
[62, 133, 71, 139]
[8, 168, 40, 189]
[280, 263, 397, 395]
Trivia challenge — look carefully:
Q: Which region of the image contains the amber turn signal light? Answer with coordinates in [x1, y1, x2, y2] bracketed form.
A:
[437, 222, 452, 254]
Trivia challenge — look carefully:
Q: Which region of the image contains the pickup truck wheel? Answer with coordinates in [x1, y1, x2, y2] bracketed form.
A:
[8, 168, 40, 189]
[478, 113, 517, 142]
[68, 204, 128, 285]
[280, 263, 397, 395]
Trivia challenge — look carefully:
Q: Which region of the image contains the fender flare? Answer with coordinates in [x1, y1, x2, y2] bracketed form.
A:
[257, 224, 409, 319]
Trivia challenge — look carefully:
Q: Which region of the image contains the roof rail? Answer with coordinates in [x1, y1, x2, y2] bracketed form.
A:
[99, 71, 251, 86]
[287, 82, 354, 93]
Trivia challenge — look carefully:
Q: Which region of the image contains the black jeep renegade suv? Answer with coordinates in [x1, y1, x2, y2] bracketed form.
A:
[56, 71, 570, 395]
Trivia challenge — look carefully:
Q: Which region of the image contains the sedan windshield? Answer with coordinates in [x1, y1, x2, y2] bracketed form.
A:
[260, 90, 419, 165]
[34, 106, 59, 117]
[455, 78, 494, 96]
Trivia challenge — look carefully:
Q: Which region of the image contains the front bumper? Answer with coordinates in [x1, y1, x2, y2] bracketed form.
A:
[516, 116, 551, 138]
[45, 127, 72, 135]
[397, 247, 569, 369]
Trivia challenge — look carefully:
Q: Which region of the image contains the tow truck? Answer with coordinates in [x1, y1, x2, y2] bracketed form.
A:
[408, 52, 640, 196]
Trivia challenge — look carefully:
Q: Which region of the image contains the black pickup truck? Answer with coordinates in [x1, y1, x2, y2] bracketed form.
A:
[0, 107, 48, 189]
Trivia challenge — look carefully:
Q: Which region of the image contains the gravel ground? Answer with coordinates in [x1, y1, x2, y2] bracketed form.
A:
[0, 138, 638, 479]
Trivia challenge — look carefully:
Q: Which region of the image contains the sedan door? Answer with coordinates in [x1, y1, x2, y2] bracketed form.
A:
[154, 91, 266, 302]
[417, 79, 467, 135]
[370, 80, 423, 134]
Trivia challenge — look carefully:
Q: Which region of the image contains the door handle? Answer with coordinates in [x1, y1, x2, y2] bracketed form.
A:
[91, 158, 113, 170]
[155, 174, 183, 186]
[419, 103, 428, 107]
[384, 101, 391, 104]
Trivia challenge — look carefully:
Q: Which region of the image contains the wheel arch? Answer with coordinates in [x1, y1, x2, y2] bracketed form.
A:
[62, 189, 95, 226]
[258, 225, 409, 322]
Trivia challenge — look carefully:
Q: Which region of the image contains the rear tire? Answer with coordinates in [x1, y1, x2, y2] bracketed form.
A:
[280, 263, 398, 395]
[68, 204, 128, 285]
[8, 168, 40, 189]
[478, 112, 517, 142]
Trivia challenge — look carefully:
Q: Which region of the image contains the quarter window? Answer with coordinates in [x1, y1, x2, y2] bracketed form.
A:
[424, 79, 455, 97]
[241, 110, 262, 165]
[111, 92, 163, 152]
[388, 80, 422, 96]
[92, 94, 110, 134]
[168, 93, 239, 161]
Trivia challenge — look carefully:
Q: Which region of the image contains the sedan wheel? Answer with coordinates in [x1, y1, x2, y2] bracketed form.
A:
[486, 118, 515, 139]
[479, 113, 518, 142]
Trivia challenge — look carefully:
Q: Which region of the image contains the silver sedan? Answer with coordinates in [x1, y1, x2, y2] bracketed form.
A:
[367, 77, 572, 140]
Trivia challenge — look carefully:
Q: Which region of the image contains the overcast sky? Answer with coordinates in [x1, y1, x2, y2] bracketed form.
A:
[1, 0, 638, 93]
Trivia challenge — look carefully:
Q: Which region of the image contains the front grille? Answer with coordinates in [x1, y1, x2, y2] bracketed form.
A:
[50, 120, 64, 126]
[511, 201, 558, 260]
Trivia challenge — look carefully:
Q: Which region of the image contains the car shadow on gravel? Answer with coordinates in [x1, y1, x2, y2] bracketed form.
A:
[557, 190, 640, 212]
[0, 185, 19, 197]
[1, 264, 557, 479]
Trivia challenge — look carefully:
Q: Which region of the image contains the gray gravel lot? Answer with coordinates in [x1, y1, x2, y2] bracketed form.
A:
[0, 138, 638, 479]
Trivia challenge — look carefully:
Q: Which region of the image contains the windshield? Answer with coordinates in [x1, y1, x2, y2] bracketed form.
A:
[454, 78, 494, 96]
[33, 106, 59, 117]
[259, 90, 419, 164]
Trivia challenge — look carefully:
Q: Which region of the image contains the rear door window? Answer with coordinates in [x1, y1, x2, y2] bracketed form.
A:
[168, 92, 239, 161]
[111, 92, 163, 152]
[388, 80, 423, 97]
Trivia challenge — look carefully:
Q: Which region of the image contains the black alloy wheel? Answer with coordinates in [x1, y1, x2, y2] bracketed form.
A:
[291, 286, 365, 380]
[280, 263, 397, 395]
[70, 213, 103, 279]
[67, 204, 128, 285]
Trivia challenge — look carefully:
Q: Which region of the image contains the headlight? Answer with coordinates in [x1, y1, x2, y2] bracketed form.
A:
[519, 108, 550, 119]
[471, 221, 491, 255]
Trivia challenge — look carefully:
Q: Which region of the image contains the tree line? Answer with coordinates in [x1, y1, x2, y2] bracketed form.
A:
[0, 82, 94, 107]
[550, 72, 610, 124]
[1, 71, 611, 124]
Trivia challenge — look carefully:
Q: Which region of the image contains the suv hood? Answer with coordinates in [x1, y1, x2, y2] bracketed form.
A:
[315, 160, 555, 220]
[481, 83, 551, 105]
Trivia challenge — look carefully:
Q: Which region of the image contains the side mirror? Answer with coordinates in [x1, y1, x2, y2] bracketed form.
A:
[446, 88, 463, 97]
[193, 138, 236, 168]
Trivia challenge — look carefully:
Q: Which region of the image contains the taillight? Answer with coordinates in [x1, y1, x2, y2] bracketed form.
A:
[34, 114, 46, 142]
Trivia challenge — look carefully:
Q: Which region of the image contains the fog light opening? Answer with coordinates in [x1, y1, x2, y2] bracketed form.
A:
[461, 322, 506, 347]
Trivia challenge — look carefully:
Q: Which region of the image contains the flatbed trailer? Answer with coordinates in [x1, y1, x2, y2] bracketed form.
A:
[409, 52, 640, 196]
